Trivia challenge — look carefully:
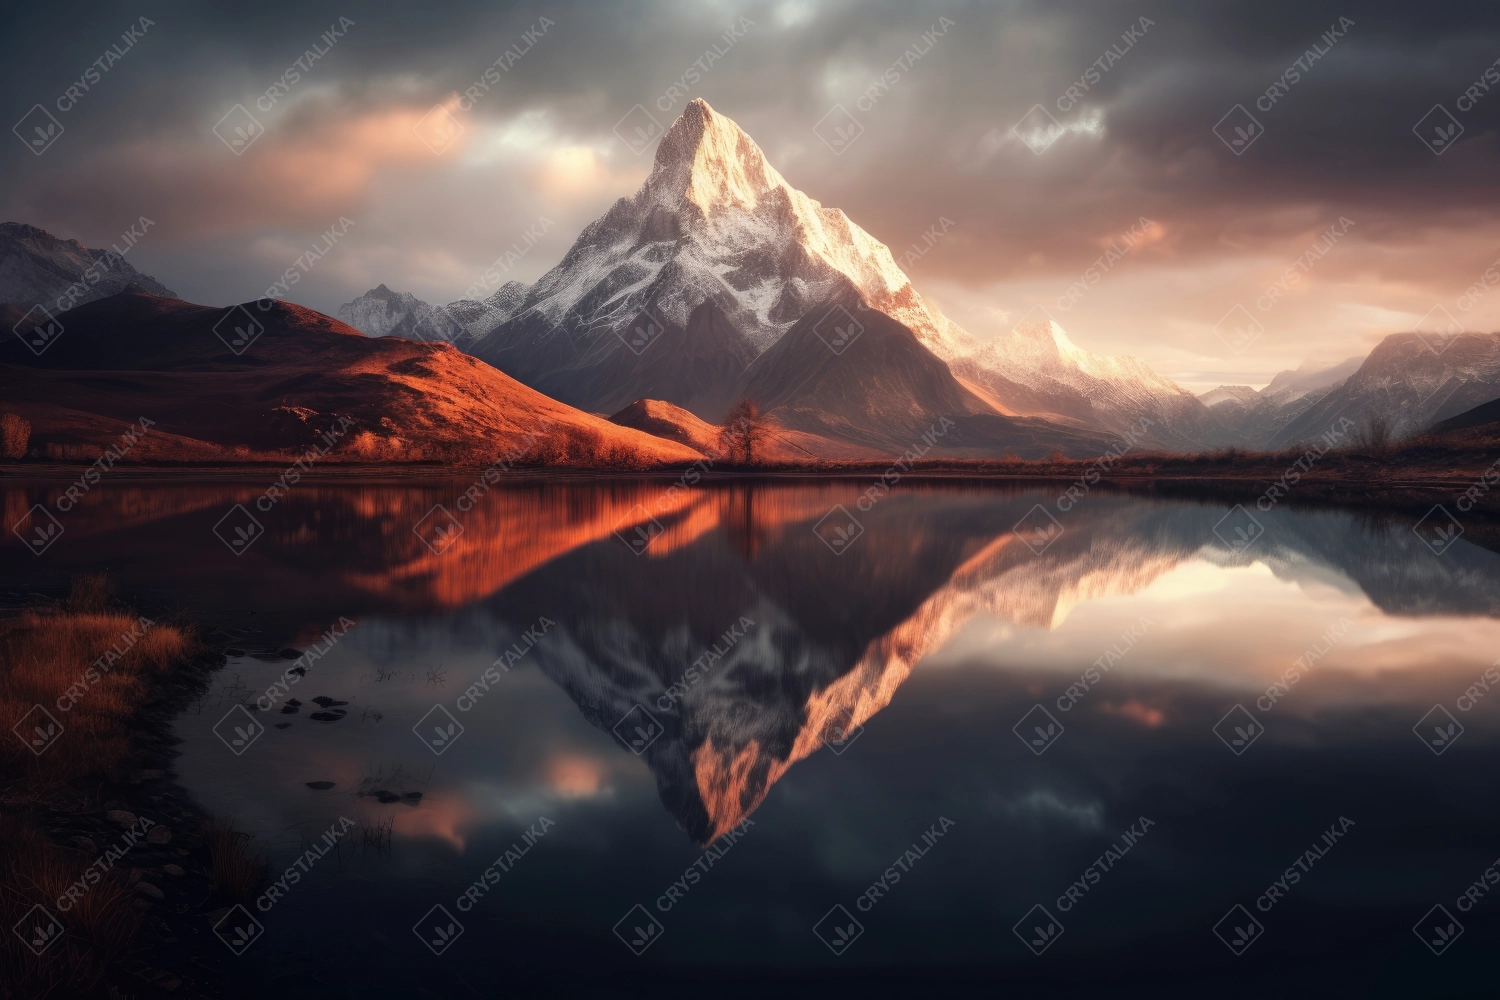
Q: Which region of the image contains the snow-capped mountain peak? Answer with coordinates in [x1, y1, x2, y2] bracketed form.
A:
[469, 98, 973, 393]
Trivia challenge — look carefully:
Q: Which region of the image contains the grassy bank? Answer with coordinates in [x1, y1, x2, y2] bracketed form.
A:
[0, 576, 254, 998]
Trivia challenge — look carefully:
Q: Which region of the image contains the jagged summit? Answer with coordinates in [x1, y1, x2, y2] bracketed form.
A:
[646, 98, 782, 215]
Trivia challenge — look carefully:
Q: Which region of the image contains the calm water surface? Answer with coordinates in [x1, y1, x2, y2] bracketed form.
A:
[5, 479, 1500, 996]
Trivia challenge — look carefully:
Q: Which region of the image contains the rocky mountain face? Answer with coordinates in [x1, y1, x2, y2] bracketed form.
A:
[0, 221, 176, 313]
[1270, 333, 1500, 447]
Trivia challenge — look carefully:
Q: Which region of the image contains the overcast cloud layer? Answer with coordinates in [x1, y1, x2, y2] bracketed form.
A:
[5, 0, 1500, 388]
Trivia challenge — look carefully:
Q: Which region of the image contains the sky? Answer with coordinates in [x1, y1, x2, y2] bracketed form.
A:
[4, 0, 1500, 391]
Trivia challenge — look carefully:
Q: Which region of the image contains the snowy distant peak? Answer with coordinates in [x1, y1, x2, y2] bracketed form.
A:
[1261, 355, 1363, 401]
[1198, 385, 1261, 409]
[483, 280, 530, 316]
[990, 318, 1183, 394]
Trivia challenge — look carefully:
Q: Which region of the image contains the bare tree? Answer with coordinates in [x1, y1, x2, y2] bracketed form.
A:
[717, 399, 768, 465]
[0, 413, 30, 460]
[1353, 412, 1394, 454]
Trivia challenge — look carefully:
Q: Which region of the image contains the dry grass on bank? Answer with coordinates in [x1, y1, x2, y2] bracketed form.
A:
[0, 575, 199, 997]
[0, 576, 194, 782]
[0, 816, 142, 996]
[204, 815, 267, 905]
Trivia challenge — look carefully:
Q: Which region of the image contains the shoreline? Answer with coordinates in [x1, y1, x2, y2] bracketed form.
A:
[0, 590, 253, 998]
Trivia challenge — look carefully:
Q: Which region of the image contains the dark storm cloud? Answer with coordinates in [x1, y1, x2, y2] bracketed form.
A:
[2, 0, 1498, 317]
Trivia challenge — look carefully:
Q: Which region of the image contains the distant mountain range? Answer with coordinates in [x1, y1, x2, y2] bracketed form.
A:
[1196, 356, 1365, 447]
[333, 99, 1500, 457]
[5, 99, 1498, 463]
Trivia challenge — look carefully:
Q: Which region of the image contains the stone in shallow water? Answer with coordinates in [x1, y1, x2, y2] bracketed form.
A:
[309, 710, 347, 722]
[305, 781, 335, 790]
[146, 825, 172, 844]
[106, 809, 138, 828]
[312, 696, 348, 708]
[163, 864, 185, 876]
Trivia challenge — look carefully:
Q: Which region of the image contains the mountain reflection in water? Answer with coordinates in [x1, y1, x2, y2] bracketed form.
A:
[7, 479, 1499, 849]
[2, 479, 1500, 995]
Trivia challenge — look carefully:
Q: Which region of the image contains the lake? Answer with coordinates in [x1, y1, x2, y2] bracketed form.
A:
[4, 477, 1499, 995]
